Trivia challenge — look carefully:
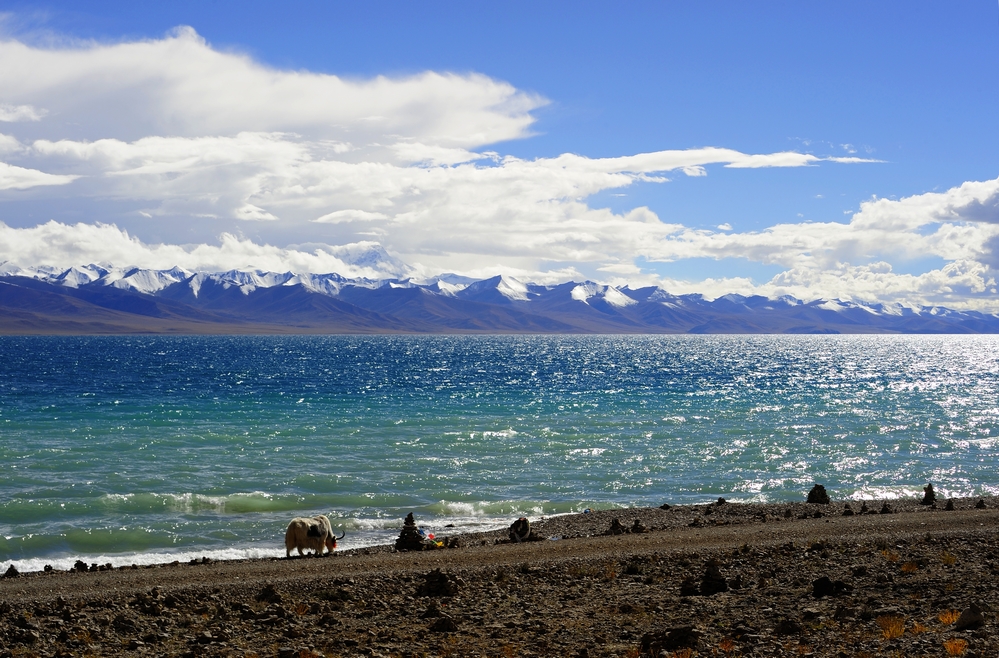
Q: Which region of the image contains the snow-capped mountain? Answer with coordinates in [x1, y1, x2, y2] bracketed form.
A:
[2, 263, 998, 334]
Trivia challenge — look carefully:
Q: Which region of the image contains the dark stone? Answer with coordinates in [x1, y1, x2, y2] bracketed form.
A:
[631, 519, 648, 534]
[607, 518, 628, 535]
[807, 484, 831, 505]
[774, 619, 802, 635]
[946, 499, 956, 511]
[679, 576, 700, 596]
[3, 564, 18, 579]
[74, 560, 89, 572]
[659, 503, 671, 510]
[640, 626, 701, 654]
[921, 483, 936, 505]
[812, 576, 851, 598]
[880, 502, 893, 514]
[429, 615, 458, 633]
[975, 498, 987, 509]
[716, 497, 727, 505]
[700, 559, 728, 596]
[416, 568, 460, 597]
[255, 584, 282, 604]
[955, 604, 986, 630]
[860, 501, 869, 514]
[842, 503, 855, 516]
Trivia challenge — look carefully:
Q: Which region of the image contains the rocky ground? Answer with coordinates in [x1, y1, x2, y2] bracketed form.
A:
[1, 496, 998, 658]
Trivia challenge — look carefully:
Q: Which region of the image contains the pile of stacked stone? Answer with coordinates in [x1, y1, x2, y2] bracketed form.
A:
[395, 513, 428, 551]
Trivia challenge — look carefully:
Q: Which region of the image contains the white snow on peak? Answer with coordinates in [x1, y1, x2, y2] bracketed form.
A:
[571, 282, 600, 303]
[107, 267, 192, 294]
[817, 300, 848, 312]
[56, 265, 109, 288]
[603, 286, 637, 307]
[571, 282, 636, 307]
[431, 280, 466, 296]
[496, 275, 530, 301]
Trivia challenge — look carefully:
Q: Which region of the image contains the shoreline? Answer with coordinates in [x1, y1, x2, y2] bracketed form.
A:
[2, 496, 998, 657]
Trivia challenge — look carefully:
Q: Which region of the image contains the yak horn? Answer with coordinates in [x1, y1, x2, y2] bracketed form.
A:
[336, 530, 346, 540]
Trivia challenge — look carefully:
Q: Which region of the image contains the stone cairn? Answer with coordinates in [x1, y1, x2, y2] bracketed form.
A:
[396, 512, 428, 551]
[807, 484, 831, 505]
[921, 483, 936, 506]
[607, 518, 628, 535]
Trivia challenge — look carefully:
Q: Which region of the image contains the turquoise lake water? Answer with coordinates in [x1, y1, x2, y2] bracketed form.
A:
[2, 334, 997, 572]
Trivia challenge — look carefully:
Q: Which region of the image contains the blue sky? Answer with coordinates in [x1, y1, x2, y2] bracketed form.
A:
[1, 1, 999, 309]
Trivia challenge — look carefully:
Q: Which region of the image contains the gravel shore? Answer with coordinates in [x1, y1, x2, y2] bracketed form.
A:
[2, 496, 997, 657]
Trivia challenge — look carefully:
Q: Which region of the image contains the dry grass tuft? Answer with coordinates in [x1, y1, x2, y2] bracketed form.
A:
[939, 609, 961, 625]
[940, 551, 957, 565]
[943, 638, 969, 656]
[876, 614, 905, 640]
[901, 561, 920, 574]
[718, 637, 737, 654]
[670, 650, 694, 658]
[910, 622, 929, 634]
[881, 549, 900, 562]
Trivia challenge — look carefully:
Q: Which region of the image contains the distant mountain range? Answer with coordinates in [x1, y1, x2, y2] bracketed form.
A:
[2, 263, 998, 334]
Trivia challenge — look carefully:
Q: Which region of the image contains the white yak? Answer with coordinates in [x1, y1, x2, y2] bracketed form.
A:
[284, 515, 343, 557]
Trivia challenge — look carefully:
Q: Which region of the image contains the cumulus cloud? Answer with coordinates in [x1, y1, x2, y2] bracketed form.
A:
[0, 26, 542, 147]
[3, 26, 995, 311]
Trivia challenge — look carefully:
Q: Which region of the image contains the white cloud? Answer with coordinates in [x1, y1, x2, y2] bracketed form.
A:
[0, 160, 77, 189]
[0, 27, 542, 147]
[0, 103, 44, 122]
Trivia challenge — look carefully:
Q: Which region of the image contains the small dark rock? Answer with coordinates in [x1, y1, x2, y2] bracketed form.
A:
[700, 559, 728, 596]
[679, 576, 700, 597]
[774, 619, 802, 636]
[880, 502, 893, 514]
[631, 519, 648, 534]
[860, 501, 869, 514]
[921, 483, 936, 505]
[659, 503, 671, 510]
[946, 499, 956, 511]
[842, 503, 854, 516]
[3, 564, 18, 579]
[255, 584, 282, 604]
[807, 484, 831, 505]
[416, 568, 461, 597]
[716, 497, 727, 505]
[955, 604, 986, 630]
[812, 576, 851, 598]
[975, 498, 987, 509]
[607, 518, 629, 535]
[429, 615, 458, 633]
[640, 626, 701, 654]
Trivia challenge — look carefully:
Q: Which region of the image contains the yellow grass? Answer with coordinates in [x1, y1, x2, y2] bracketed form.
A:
[940, 551, 957, 565]
[876, 614, 905, 640]
[910, 621, 928, 634]
[901, 561, 920, 573]
[943, 638, 969, 656]
[939, 609, 960, 624]
[881, 549, 900, 562]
